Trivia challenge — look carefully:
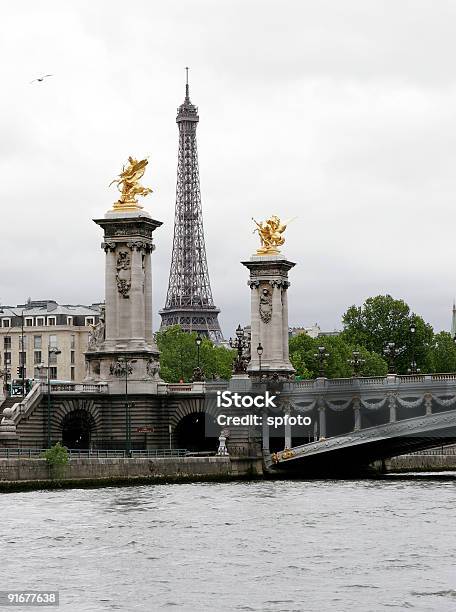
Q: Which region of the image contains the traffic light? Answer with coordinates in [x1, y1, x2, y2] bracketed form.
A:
[16, 366, 23, 378]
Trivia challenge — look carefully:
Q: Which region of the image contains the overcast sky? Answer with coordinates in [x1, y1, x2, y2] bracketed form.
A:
[1, 0, 456, 338]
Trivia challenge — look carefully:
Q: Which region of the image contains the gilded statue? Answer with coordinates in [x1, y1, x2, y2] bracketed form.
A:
[252, 215, 290, 255]
[110, 156, 152, 211]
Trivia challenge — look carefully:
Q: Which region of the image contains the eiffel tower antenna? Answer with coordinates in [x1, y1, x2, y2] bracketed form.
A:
[159, 70, 223, 342]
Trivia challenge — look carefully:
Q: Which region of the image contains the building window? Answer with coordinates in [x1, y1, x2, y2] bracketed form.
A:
[70, 351, 75, 365]
[67, 316, 73, 326]
[4, 352, 11, 365]
[49, 335, 57, 348]
[2, 319, 11, 328]
[49, 367, 57, 380]
[34, 351, 42, 365]
[4, 337, 11, 350]
[25, 318, 33, 327]
[34, 336, 42, 349]
[70, 334, 75, 349]
[70, 367, 75, 381]
[19, 352, 26, 366]
[34, 366, 44, 379]
[49, 352, 58, 365]
[19, 336, 27, 351]
[85, 317, 95, 326]
[36, 317, 44, 327]
[47, 317, 56, 326]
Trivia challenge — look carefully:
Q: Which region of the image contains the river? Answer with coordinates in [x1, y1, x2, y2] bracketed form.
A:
[2, 478, 456, 611]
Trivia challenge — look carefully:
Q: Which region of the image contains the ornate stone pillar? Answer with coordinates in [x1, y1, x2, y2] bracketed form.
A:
[242, 255, 295, 378]
[353, 397, 361, 431]
[284, 406, 292, 449]
[318, 398, 326, 439]
[388, 393, 397, 423]
[424, 393, 433, 415]
[262, 408, 270, 452]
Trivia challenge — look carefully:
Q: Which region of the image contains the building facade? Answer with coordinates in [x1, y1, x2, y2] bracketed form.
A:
[0, 300, 100, 386]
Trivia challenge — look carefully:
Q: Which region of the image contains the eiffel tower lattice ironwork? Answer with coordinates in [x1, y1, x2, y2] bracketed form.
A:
[160, 70, 223, 342]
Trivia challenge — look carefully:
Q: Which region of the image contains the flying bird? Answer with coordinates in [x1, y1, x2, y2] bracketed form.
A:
[30, 74, 53, 84]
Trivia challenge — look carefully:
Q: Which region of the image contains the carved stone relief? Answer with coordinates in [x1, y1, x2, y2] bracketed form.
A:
[116, 250, 131, 298]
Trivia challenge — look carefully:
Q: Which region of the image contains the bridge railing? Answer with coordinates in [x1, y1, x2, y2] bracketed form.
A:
[292, 372, 456, 390]
[0, 448, 189, 459]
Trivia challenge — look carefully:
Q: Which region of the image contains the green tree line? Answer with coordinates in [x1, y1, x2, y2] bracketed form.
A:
[157, 296, 456, 382]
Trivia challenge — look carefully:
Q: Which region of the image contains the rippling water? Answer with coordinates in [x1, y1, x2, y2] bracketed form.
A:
[2, 478, 456, 611]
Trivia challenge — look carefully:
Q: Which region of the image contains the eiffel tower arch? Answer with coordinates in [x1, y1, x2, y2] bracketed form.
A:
[160, 70, 224, 343]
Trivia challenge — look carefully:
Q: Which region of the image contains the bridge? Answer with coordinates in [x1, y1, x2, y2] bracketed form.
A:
[264, 373, 456, 475]
[2, 373, 456, 476]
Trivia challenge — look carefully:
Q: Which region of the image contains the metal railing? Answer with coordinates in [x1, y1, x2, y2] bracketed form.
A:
[405, 446, 456, 456]
[0, 448, 188, 459]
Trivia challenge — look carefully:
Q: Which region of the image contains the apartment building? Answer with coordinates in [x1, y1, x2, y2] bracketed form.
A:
[0, 300, 101, 384]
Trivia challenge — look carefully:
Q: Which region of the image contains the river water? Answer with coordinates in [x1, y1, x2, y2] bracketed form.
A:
[2, 478, 456, 612]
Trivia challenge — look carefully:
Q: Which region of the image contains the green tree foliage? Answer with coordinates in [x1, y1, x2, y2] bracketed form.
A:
[42, 442, 69, 465]
[341, 294, 434, 374]
[289, 333, 387, 379]
[156, 326, 235, 383]
[428, 332, 456, 373]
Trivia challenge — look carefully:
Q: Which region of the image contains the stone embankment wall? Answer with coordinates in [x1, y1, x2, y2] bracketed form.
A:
[0, 457, 264, 491]
[385, 455, 456, 472]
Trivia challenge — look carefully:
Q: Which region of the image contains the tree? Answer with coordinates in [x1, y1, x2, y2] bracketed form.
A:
[428, 332, 456, 373]
[341, 294, 434, 374]
[289, 333, 387, 378]
[156, 326, 235, 383]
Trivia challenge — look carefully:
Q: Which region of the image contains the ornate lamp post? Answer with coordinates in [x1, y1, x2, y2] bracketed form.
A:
[408, 320, 419, 374]
[192, 334, 204, 382]
[47, 345, 61, 448]
[111, 357, 136, 456]
[257, 342, 263, 373]
[383, 342, 401, 374]
[348, 350, 365, 377]
[229, 325, 250, 374]
[314, 346, 330, 378]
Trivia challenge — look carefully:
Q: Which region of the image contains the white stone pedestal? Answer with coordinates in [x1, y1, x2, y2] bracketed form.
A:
[85, 210, 162, 386]
[242, 254, 295, 379]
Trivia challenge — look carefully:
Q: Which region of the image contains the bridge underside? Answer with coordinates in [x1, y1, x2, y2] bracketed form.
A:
[269, 413, 456, 476]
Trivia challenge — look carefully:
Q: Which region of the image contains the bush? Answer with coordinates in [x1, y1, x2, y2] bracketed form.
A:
[42, 442, 69, 466]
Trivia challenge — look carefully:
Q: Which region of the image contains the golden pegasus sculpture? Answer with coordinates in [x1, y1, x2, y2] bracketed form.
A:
[110, 156, 152, 211]
[252, 215, 293, 255]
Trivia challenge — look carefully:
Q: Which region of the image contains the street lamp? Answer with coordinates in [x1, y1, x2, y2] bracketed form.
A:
[47, 345, 62, 448]
[111, 357, 136, 456]
[257, 342, 263, 373]
[314, 346, 330, 378]
[229, 325, 250, 374]
[383, 342, 401, 374]
[409, 319, 418, 374]
[192, 334, 205, 382]
[348, 350, 365, 377]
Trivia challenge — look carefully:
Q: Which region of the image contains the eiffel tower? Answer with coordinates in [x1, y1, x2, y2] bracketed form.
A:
[159, 70, 223, 342]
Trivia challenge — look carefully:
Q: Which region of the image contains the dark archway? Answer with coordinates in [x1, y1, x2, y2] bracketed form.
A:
[61, 409, 95, 449]
[174, 411, 218, 452]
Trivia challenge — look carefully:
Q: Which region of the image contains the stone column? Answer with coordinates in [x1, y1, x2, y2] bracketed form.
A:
[318, 399, 326, 439]
[284, 406, 292, 449]
[103, 242, 117, 346]
[388, 394, 397, 422]
[282, 283, 290, 361]
[424, 393, 433, 415]
[249, 281, 260, 369]
[271, 281, 283, 365]
[262, 409, 270, 452]
[129, 243, 145, 343]
[353, 397, 361, 431]
[144, 246, 153, 345]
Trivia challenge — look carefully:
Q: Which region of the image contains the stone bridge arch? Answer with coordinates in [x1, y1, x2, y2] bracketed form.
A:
[169, 397, 220, 452]
[51, 398, 102, 449]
